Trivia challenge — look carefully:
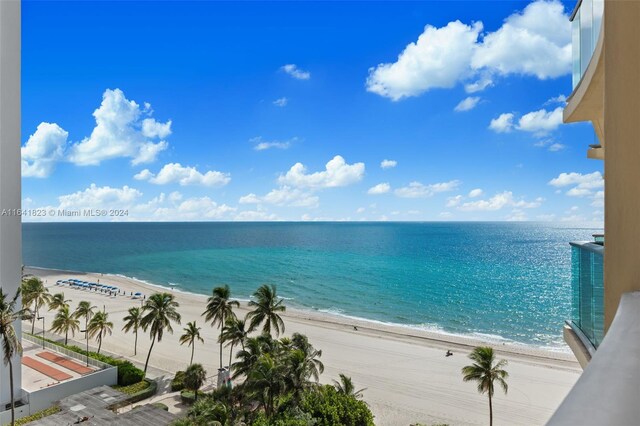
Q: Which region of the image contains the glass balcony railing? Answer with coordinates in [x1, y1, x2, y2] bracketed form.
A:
[570, 241, 604, 348]
[571, 0, 604, 88]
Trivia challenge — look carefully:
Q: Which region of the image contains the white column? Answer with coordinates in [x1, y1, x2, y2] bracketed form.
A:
[0, 0, 22, 407]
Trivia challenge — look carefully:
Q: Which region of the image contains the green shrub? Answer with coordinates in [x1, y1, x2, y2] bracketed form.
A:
[152, 402, 169, 411]
[171, 370, 186, 392]
[300, 385, 375, 426]
[14, 405, 61, 426]
[112, 379, 150, 396]
[180, 389, 207, 405]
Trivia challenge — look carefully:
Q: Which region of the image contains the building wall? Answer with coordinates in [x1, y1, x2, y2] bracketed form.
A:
[603, 0, 640, 330]
[0, 0, 22, 409]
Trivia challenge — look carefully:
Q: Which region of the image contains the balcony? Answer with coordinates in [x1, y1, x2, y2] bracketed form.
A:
[564, 240, 604, 365]
[571, 0, 604, 89]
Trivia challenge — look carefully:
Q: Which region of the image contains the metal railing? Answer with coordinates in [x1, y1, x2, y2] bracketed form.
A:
[571, 0, 605, 89]
[569, 241, 604, 350]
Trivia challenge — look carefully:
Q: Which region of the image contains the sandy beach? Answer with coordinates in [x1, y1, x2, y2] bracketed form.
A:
[24, 266, 581, 425]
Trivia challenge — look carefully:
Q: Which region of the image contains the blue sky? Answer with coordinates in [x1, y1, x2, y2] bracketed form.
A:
[21, 0, 603, 222]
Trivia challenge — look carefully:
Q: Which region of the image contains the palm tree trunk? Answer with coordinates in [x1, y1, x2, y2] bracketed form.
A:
[134, 329, 138, 356]
[9, 358, 15, 426]
[229, 342, 234, 370]
[219, 330, 223, 368]
[97, 333, 102, 354]
[65, 329, 68, 345]
[190, 343, 194, 365]
[31, 302, 38, 334]
[489, 392, 493, 426]
[144, 334, 156, 375]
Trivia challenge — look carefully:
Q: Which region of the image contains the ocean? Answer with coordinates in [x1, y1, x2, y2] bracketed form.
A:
[22, 222, 602, 350]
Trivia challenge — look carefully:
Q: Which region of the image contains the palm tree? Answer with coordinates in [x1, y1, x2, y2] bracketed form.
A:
[50, 305, 80, 345]
[462, 346, 509, 426]
[180, 321, 205, 365]
[246, 285, 286, 336]
[202, 285, 239, 369]
[73, 300, 96, 334]
[220, 317, 247, 368]
[333, 374, 366, 399]
[246, 354, 286, 418]
[122, 307, 142, 356]
[48, 292, 70, 311]
[231, 336, 264, 380]
[0, 288, 24, 426]
[184, 363, 207, 401]
[87, 311, 113, 354]
[291, 333, 323, 381]
[140, 292, 181, 375]
[21, 277, 51, 334]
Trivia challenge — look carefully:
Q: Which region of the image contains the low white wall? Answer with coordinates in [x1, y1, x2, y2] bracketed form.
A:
[26, 365, 117, 413]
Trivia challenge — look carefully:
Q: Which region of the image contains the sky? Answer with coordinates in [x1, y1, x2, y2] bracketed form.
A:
[21, 0, 604, 223]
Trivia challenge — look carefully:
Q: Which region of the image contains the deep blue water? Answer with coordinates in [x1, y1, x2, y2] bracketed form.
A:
[22, 222, 602, 349]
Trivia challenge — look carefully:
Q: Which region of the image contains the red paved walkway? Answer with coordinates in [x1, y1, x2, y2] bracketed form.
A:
[36, 351, 93, 375]
[22, 356, 72, 381]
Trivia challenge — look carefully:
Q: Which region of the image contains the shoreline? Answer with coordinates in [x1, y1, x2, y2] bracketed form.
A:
[25, 266, 581, 425]
[26, 265, 574, 363]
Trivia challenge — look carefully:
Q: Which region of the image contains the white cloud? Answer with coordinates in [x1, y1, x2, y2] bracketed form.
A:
[471, 0, 571, 79]
[458, 191, 542, 211]
[278, 155, 365, 189]
[234, 210, 278, 221]
[251, 136, 297, 151]
[395, 180, 461, 198]
[367, 1, 571, 100]
[468, 188, 484, 198]
[366, 21, 482, 100]
[273, 97, 288, 107]
[506, 209, 528, 221]
[548, 142, 566, 152]
[239, 186, 319, 208]
[22, 123, 68, 178]
[58, 184, 142, 210]
[281, 64, 311, 80]
[454, 96, 481, 112]
[516, 106, 563, 135]
[68, 89, 170, 166]
[446, 195, 463, 207]
[380, 159, 397, 169]
[545, 94, 567, 105]
[548, 171, 603, 198]
[367, 183, 391, 195]
[489, 113, 515, 133]
[135, 163, 231, 187]
[356, 207, 366, 214]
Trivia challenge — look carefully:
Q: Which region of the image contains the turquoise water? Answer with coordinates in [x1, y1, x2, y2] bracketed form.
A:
[22, 222, 602, 349]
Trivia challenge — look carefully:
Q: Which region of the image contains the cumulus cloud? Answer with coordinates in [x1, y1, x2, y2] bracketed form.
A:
[490, 106, 564, 136]
[251, 136, 297, 151]
[278, 155, 365, 189]
[58, 184, 142, 210]
[545, 94, 568, 105]
[458, 191, 543, 211]
[468, 188, 484, 198]
[446, 195, 463, 207]
[281, 64, 311, 80]
[489, 113, 515, 133]
[367, 0, 571, 100]
[239, 186, 319, 208]
[548, 171, 604, 198]
[22, 123, 68, 178]
[367, 183, 391, 195]
[380, 159, 397, 169]
[454, 96, 481, 112]
[68, 89, 170, 166]
[273, 97, 288, 107]
[367, 21, 482, 100]
[516, 106, 563, 135]
[395, 180, 461, 198]
[135, 163, 231, 187]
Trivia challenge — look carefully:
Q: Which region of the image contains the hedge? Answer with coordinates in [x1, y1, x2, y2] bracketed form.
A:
[26, 334, 144, 386]
[110, 379, 158, 409]
[152, 402, 169, 411]
[180, 390, 207, 405]
[14, 405, 61, 426]
[170, 370, 186, 392]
